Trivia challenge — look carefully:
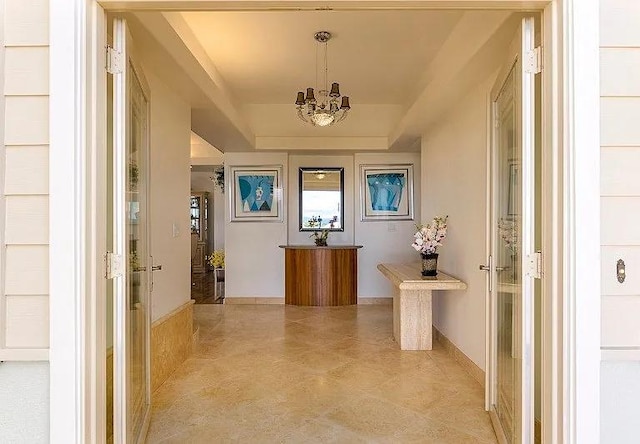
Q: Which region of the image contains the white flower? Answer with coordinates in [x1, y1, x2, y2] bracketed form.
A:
[411, 216, 448, 254]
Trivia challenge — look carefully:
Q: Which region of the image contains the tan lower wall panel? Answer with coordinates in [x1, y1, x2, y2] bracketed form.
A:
[151, 301, 194, 393]
[433, 327, 485, 388]
[225, 297, 285, 305]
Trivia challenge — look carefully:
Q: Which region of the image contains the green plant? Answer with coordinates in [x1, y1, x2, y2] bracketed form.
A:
[310, 229, 329, 246]
[214, 164, 224, 193]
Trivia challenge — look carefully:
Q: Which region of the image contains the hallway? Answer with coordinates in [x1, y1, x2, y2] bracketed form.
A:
[146, 305, 497, 443]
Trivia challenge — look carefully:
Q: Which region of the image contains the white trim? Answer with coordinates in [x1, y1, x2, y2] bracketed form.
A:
[562, 1, 601, 443]
[48, 1, 601, 443]
[601, 348, 640, 361]
[49, 0, 87, 442]
[0, 348, 49, 361]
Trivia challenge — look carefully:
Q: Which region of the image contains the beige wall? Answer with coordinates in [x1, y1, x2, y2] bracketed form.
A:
[1, 0, 50, 360]
[599, 0, 640, 441]
[146, 70, 192, 322]
[421, 74, 496, 369]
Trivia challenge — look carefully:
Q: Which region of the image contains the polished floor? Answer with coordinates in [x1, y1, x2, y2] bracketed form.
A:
[146, 305, 497, 443]
[191, 271, 225, 304]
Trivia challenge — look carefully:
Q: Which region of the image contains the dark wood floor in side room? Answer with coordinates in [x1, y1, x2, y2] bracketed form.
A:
[191, 271, 224, 304]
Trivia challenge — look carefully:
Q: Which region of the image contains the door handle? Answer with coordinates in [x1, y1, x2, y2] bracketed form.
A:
[479, 264, 508, 271]
[152, 265, 163, 271]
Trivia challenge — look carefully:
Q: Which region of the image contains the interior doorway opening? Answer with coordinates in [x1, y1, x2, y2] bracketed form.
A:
[190, 162, 225, 304]
[96, 4, 560, 444]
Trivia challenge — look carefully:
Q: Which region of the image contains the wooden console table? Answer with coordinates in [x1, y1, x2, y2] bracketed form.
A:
[280, 245, 362, 306]
[377, 262, 467, 350]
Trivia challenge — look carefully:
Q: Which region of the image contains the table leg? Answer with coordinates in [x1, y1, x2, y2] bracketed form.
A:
[394, 289, 433, 350]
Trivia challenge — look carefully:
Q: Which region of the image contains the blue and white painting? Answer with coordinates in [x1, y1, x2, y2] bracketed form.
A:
[238, 175, 274, 212]
[361, 165, 414, 221]
[231, 167, 281, 221]
[367, 173, 405, 212]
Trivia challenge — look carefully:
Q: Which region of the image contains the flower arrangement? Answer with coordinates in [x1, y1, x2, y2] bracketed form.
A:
[206, 250, 225, 269]
[310, 229, 329, 247]
[411, 215, 448, 255]
[498, 218, 518, 254]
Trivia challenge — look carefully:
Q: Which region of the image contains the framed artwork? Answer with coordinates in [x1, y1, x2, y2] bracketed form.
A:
[229, 165, 283, 222]
[360, 164, 414, 221]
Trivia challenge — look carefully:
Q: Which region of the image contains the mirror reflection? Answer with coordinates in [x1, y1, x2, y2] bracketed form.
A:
[299, 168, 344, 231]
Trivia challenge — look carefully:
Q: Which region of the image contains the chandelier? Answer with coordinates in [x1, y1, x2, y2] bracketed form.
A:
[295, 31, 350, 127]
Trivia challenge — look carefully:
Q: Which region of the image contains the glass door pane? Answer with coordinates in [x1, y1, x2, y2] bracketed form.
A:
[494, 65, 520, 442]
[112, 17, 151, 444]
[490, 16, 536, 444]
[127, 57, 150, 441]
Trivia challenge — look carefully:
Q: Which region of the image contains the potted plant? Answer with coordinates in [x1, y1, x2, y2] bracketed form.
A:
[310, 229, 329, 247]
[411, 215, 448, 276]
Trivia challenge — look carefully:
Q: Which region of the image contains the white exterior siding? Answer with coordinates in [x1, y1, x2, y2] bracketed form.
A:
[600, 0, 640, 441]
[0, 1, 50, 442]
[1, 0, 50, 359]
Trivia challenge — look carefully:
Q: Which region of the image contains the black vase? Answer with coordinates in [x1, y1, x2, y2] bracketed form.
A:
[421, 253, 438, 276]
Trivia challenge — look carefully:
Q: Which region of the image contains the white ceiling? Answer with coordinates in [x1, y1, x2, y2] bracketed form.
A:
[132, 9, 516, 152]
[180, 10, 464, 106]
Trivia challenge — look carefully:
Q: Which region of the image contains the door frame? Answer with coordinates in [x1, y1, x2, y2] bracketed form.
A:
[49, 1, 600, 443]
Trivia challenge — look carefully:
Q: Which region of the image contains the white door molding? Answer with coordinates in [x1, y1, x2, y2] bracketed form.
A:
[560, 0, 601, 443]
[48, 1, 600, 443]
[49, 0, 105, 442]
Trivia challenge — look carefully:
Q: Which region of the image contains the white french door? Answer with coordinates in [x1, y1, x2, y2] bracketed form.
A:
[110, 17, 152, 444]
[485, 17, 538, 444]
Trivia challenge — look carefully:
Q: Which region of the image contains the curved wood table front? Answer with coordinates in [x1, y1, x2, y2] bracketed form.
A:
[280, 245, 362, 306]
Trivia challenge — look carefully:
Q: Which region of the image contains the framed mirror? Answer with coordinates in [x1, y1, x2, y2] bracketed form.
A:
[299, 167, 344, 231]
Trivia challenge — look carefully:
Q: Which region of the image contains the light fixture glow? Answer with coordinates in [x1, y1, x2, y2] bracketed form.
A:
[295, 31, 350, 127]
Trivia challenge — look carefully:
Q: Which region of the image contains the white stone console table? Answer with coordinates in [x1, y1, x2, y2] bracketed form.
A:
[377, 263, 467, 350]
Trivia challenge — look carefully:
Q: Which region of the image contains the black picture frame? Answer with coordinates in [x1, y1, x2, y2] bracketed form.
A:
[298, 167, 345, 232]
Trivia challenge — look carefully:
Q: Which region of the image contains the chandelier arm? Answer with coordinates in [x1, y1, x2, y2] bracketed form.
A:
[335, 109, 349, 123]
[297, 108, 309, 123]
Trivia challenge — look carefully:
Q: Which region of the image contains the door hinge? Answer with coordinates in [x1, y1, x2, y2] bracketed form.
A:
[525, 251, 543, 279]
[106, 46, 123, 75]
[105, 252, 123, 279]
[524, 46, 542, 75]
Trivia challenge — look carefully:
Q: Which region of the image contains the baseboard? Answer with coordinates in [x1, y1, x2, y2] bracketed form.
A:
[151, 300, 195, 393]
[357, 297, 392, 305]
[225, 297, 285, 305]
[432, 327, 485, 388]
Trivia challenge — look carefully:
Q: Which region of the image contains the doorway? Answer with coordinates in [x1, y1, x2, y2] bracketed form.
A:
[190, 164, 225, 304]
[77, 1, 564, 442]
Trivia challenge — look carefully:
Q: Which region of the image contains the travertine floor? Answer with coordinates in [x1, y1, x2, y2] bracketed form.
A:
[146, 305, 497, 443]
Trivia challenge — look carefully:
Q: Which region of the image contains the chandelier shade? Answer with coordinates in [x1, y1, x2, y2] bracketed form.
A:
[295, 31, 350, 127]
